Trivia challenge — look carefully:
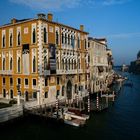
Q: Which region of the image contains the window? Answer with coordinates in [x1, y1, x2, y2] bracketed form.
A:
[17, 57, 21, 73]
[18, 78, 21, 85]
[44, 56, 47, 70]
[57, 77, 59, 85]
[85, 39, 87, 49]
[62, 33, 64, 44]
[78, 37, 80, 48]
[10, 78, 13, 85]
[45, 92, 48, 98]
[2, 35, 5, 48]
[33, 56, 36, 72]
[25, 79, 28, 86]
[44, 28, 47, 43]
[45, 78, 48, 86]
[33, 92, 37, 98]
[18, 32, 21, 46]
[32, 28, 36, 44]
[88, 42, 90, 48]
[62, 86, 65, 96]
[3, 77, 5, 85]
[10, 57, 13, 70]
[65, 34, 67, 44]
[56, 31, 59, 45]
[75, 84, 77, 93]
[3, 58, 5, 70]
[10, 33, 13, 47]
[71, 35, 74, 48]
[57, 90, 60, 96]
[68, 34, 70, 45]
[79, 75, 81, 82]
[33, 79, 36, 86]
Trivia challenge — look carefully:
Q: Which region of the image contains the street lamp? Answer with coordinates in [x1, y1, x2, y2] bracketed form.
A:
[16, 84, 20, 105]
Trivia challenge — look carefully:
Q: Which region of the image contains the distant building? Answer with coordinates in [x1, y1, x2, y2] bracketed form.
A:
[129, 51, 140, 74]
[88, 37, 113, 93]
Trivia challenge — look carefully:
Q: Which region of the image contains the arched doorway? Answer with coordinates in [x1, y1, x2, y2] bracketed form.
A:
[25, 91, 29, 101]
[3, 89, 6, 98]
[10, 90, 13, 98]
[67, 80, 72, 99]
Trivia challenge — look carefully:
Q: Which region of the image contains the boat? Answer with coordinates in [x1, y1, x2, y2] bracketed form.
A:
[63, 113, 86, 127]
[67, 108, 89, 120]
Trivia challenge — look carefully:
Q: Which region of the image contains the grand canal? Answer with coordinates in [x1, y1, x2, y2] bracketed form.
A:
[1, 72, 140, 140]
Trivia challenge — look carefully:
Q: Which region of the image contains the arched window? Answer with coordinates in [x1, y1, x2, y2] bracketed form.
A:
[62, 59, 64, 69]
[71, 35, 74, 48]
[44, 28, 47, 43]
[65, 34, 67, 44]
[3, 58, 5, 70]
[62, 33, 64, 44]
[33, 28, 36, 44]
[10, 33, 12, 47]
[18, 32, 20, 46]
[44, 56, 47, 70]
[33, 56, 36, 72]
[10, 57, 13, 70]
[78, 37, 80, 48]
[18, 57, 20, 72]
[56, 31, 59, 45]
[85, 39, 87, 49]
[3, 35, 5, 47]
[62, 86, 65, 96]
[45, 92, 48, 98]
[68, 34, 70, 45]
[69, 59, 70, 70]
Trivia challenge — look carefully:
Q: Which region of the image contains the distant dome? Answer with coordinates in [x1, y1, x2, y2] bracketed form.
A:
[137, 50, 140, 60]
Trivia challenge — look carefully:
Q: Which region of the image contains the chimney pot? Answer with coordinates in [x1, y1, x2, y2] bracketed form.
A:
[80, 25, 84, 31]
[47, 13, 53, 21]
[11, 18, 17, 24]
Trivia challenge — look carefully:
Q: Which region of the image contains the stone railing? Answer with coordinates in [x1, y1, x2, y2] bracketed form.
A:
[0, 70, 13, 75]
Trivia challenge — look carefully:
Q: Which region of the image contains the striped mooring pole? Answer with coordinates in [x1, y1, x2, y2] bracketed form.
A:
[76, 93, 79, 106]
[88, 92, 90, 113]
[56, 96, 59, 118]
[96, 93, 99, 109]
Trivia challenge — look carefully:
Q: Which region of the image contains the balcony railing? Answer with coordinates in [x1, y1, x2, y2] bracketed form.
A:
[44, 70, 50, 76]
[0, 70, 13, 75]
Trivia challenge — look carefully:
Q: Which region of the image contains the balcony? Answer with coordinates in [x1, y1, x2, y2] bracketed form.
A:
[0, 70, 13, 75]
[78, 69, 83, 74]
[57, 70, 65, 75]
[44, 70, 50, 76]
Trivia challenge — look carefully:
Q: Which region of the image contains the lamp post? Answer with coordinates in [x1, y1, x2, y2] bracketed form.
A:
[16, 84, 20, 105]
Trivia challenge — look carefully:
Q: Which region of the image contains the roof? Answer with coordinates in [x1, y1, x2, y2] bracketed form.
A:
[88, 37, 107, 46]
[0, 16, 88, 34]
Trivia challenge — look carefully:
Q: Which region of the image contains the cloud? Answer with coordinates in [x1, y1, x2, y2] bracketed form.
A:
[106, 32, 140, 39]
[9, 0, 132, 11]
[102, 0, 132, 5]
[9, 0, 81, 10]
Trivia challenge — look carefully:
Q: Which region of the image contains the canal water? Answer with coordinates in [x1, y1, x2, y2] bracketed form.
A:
[0, 72, 140, 140]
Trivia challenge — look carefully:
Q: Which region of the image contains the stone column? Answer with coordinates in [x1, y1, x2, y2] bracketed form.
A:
[37, 91, 40, 105]
[17, 91, 20, 105]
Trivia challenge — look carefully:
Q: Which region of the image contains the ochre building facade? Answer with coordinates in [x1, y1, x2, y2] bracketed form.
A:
[0, 13, 89, 104]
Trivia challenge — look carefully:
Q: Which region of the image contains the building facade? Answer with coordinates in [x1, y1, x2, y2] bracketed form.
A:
[88, 38, 109, 93]
[0, 13, 89, 104]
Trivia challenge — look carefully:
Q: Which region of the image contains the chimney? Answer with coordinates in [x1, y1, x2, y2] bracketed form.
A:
[11, 18, 17, 24]
[37, 13, 46, 19]
[80, 25, 84, 31]
[47, 13, 53, 21]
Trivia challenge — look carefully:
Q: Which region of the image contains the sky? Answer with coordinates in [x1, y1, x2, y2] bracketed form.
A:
[0, 0, 140, 66]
